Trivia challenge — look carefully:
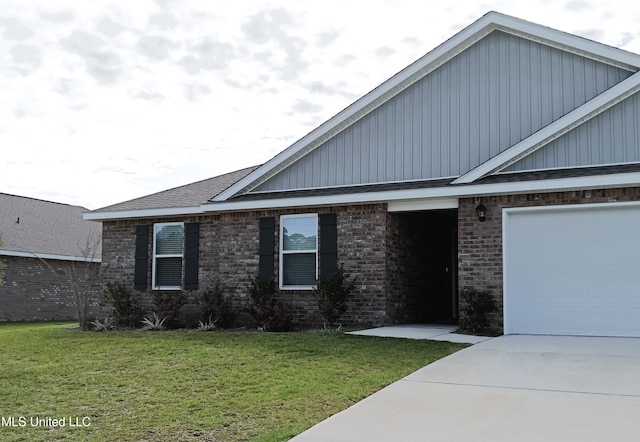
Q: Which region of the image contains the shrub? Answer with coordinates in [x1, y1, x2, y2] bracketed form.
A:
[248, 277, 291, 331]
[459, 288, 497, 334]
[91, 317, 116, 332]
[197, 315, 217, 331]
[141, 312, 166, 331]
[200, 279, 235, 328]
[152, 292, 185, 329]
[314, 264, 357, 328]
[102, 281, 143, 327]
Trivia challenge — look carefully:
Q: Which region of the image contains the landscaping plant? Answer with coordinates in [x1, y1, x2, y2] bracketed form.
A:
[141, 312, 167, 331]
[151, 291, 185, 328]
[314, 264, 357, 328]
[200, 278, 234, 328]
[102, 281, 143, 327]
[459, 287, 497, 334]
[248, 277, 291, 331]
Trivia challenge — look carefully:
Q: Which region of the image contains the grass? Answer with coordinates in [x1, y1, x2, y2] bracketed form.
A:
[0, 322, 467, 441]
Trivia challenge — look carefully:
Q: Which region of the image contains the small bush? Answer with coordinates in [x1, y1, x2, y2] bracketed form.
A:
[459, 288, 497, 335]
[152, 291, 185, 329]
[200, 279, 235, 328]
[314, 264, 357, 328]
[197, 315, 217, 331]
[91, 317, 116, 332]
[141, 312, 166, 331]
[102, 281, 143, 327]
[248, 277, 291, 332]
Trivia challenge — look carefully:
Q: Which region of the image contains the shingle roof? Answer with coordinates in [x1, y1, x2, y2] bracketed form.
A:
[92, 165, 259, 213]
[0, 193, 101, 260]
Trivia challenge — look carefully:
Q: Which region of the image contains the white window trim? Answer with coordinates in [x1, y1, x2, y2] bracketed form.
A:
[279, 213, 318, 290]
[152, 222, 184, 290]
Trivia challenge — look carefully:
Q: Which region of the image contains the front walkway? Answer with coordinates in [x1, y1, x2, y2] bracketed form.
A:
[346, 324, 490, 344]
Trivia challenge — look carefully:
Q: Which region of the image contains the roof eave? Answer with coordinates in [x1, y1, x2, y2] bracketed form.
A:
[83, 206, 204, 222]
[0, 250, 101, 263]
[200, 172, 640, 213]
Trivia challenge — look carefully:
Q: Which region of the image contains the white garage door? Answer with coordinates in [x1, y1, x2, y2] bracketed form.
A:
[503, 202, 640, 337]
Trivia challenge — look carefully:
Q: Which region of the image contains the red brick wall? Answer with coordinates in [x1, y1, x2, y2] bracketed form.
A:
[100, 204, 389, 328]
[458, 186, 640, 333]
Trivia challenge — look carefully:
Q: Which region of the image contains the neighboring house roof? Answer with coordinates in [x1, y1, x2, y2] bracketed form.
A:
[85, 11, 640, 221]
[0, 193, 101, 262]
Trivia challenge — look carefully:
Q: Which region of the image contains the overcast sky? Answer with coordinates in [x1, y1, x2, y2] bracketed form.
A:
[2, 0, 640, 210]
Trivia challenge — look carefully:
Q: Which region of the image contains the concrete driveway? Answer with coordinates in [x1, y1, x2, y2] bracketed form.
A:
[290, 335, 640, 441]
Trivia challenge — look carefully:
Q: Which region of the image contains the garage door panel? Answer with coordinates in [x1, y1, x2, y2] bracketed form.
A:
[504, 202, 640, 337]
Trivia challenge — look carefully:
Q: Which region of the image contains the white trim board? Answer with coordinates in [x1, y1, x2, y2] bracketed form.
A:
[0, 250, 101, 263]
[84, 171, 640, 220]
[387, 198, 459, 212]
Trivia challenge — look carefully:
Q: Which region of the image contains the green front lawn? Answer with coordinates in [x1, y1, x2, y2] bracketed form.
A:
[0, 322, 466, 441]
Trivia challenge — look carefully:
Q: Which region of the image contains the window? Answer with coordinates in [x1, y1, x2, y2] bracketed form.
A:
[280, 214, 318, 289]
[153, 222, 184, 290]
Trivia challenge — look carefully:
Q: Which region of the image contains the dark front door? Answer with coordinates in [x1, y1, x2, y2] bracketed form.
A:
[422, 211, 457, 323]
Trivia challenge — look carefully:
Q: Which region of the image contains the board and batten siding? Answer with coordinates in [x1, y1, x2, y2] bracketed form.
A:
[256, 31, 632, 192]
[505, 91, 640, 171]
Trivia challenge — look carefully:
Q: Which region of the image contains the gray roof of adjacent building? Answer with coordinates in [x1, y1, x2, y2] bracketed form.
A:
[0, 193, 101, 261]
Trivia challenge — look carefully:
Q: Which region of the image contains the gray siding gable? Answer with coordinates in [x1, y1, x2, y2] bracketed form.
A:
[255, 31, 632, 193]
[505, 90, 640, 172]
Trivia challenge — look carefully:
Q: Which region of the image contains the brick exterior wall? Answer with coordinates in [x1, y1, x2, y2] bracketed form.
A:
[100, 204, 389, 328]
[100, 185, 640, 332]
[458, 186, 640, 334]
[0, 256, 101, 322]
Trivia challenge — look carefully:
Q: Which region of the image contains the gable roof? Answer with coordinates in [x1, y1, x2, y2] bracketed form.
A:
[213, 11, 640, 201]
[86, 11, 640, 221]
[0, 193, 101, 262]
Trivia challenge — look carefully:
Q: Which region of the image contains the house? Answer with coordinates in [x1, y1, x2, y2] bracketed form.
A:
[85, 12, 640, 337]
[0, 193, 102, 322]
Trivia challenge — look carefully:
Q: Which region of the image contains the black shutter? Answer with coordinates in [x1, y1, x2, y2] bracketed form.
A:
[319, 214, 338, 281]
[258, 217, 275, 281]
[134, 225, 149, 290]
[184, 223, 200, 290]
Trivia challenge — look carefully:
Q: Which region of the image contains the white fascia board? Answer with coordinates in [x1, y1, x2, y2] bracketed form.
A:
[83, 206, 203, 221]
[503, 199, 640, 216]
[212, 14, 500, 202]
[200, 172, 640, 213]
[491, 14, 640, 70]
[453, 72, 640, 185]
[0, 250, 101, 263]
[387, 198, 459, 212]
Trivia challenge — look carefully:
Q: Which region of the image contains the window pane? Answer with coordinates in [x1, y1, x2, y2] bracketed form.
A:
[282, 216, 317, 251]
[155, 257, 183, 287]
[156, 224, 184, 255]
[283, 253, 316, 286]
